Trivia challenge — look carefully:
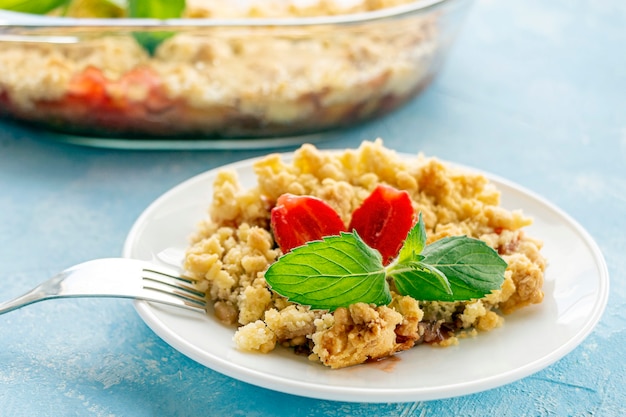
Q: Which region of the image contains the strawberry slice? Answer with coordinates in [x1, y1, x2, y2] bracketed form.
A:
[271, 194, 346, 253]
[66, 66, 110, 108]
[349, 184, 415, 265]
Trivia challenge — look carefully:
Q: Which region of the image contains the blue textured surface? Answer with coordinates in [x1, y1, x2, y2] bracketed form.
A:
[1, 0, 625, 415]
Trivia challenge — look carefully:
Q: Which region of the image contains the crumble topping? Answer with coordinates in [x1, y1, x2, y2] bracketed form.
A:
[183, 139, 546, 368]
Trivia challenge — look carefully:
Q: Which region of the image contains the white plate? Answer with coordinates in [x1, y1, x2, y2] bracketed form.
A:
[123, 153, 609, 403]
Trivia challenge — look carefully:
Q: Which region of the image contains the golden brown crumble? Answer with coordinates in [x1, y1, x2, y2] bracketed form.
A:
[184, 139, 546, 368]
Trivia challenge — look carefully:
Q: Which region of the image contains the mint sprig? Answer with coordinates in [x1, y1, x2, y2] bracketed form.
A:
[265, 214, 507, 310]
[0, 0, 185, 17]
[0, 0, 185, 54]
[0, 0, 69, 14]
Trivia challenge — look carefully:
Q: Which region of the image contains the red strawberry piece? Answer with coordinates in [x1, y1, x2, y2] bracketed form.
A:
[271, 194, 346, 253]
[66, 66, 110, 108]
[349, 184, 415, 265]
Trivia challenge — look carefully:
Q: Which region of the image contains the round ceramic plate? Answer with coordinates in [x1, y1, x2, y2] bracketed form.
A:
[123, 153, 609, 403]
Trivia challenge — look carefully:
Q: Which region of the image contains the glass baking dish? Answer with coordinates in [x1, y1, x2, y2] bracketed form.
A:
[0, 0, 473, 148]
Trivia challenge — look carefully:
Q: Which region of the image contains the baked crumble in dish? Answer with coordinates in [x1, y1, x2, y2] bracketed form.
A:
[183, 139, 546, 369]
[0, 0, 472, 139]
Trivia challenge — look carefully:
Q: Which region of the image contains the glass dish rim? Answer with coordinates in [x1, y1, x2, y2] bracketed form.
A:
[0, 0, 457, 29]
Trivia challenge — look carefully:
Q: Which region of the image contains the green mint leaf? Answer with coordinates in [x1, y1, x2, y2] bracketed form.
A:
[128, 0, 184, 55]
[264, 231, 392, 311]
[390, 260, 453, 300]
[0, 0, 70, 14]
[388, 218, 458, 300]
[415, 236, 508, 301]
[128, 0, 184, 19]
[131, 31, 172, 55]
[396, 212, 426, 265]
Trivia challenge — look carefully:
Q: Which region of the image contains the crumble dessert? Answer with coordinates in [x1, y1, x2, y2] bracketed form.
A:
[0, 0, 450, 138]
[183, 139, 546, 368]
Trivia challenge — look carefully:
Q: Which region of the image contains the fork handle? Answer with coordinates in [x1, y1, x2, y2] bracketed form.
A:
[0, 286, 50, 315]
[0, 271, 134, 315]
[0, 273, 75, 314]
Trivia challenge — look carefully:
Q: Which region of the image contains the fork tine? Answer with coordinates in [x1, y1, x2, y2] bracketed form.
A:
[141, 267, 207, 308]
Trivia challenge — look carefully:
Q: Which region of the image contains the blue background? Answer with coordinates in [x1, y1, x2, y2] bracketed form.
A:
[1, 0, 624, 415]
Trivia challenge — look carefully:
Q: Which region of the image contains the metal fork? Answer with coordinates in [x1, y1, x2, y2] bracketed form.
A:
[0, 258, 207, 315]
